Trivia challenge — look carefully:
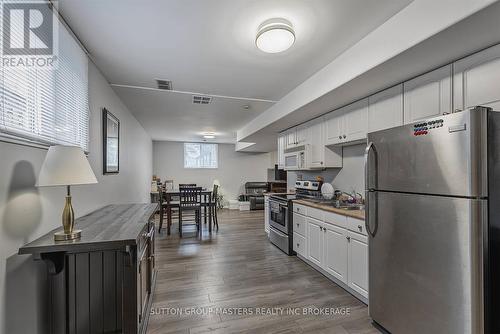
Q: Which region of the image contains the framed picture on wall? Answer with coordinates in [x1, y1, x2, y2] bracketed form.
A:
[102, 108, 120, 174]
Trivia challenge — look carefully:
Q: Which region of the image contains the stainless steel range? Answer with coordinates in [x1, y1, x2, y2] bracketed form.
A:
[268, 180, 322, 254]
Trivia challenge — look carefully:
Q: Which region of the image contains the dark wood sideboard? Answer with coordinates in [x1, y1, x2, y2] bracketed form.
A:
[19, 204, 158, 334]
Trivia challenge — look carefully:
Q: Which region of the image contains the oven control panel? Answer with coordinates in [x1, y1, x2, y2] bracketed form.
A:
[413, 119, 444, 136]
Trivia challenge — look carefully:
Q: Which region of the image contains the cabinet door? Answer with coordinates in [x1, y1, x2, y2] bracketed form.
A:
[277, 135, 285, 168]
[325, 113, 343, 145]
[323, 223, 348, 283]
[343, 99, 368, 142]
[403, 65, 452, 124]
[296, 126, 308, 146]
[309, 120, 325, 168]
[307, 218, 323, 267]
[347, 231, 368, 298]
[285, 130, 297, 149]
[368, 84, 403, 133]
[138, 244, 150, 326]
[454, 44, 500, 111]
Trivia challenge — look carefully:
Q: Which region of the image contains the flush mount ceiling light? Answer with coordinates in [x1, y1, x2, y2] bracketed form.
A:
[256, 18, 295, 53]
[203, 132, 216, 139]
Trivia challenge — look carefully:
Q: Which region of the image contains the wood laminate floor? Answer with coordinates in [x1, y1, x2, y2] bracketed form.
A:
[147, 209, 379, 334]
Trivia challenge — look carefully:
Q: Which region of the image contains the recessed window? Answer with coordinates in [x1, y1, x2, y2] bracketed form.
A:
[184, 143, 218, 169]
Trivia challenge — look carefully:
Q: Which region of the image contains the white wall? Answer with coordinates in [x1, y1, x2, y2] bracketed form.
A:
[153, 141, 269, 203]
[287, 144, 365, 195]
[0, 62, 153, 334]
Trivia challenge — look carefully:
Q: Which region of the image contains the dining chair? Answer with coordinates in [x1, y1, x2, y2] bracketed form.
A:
[179, 183, 197, 188]
[179, 187, 202, 237]
[158, 187, 181, 233]
[212, 184, 219, 230]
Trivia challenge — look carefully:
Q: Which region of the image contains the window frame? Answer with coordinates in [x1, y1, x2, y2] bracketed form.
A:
[183, 142, 219, 169]
[0, 3, 90, 152]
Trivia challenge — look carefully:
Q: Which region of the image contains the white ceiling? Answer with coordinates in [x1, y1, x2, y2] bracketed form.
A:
[59, 0, 413, 143]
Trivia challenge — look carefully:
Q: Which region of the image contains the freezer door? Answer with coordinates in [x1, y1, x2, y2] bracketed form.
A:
[366, 108, 487, 197]
[368, 191, 486, 334]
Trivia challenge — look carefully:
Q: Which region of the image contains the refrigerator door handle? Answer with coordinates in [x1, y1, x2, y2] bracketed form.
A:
[365, 142, 378, 191]
[365, 142, 378, 237]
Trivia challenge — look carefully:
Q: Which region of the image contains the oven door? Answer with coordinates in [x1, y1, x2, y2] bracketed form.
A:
[269, 200, 289, 234]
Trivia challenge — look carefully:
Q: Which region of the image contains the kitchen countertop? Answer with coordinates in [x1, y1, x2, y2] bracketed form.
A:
[263, 191, 295, 196]
[293, 199, 365, 220]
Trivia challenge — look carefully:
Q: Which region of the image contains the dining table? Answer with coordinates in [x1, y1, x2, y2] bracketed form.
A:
[155, 188, 214, 235]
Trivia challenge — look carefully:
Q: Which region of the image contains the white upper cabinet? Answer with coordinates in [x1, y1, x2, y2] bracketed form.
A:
[368, 84, 403, 133]
[277, 134, 285, 169]
[403, 65, 452, 124]
[284, 125, 309, 150]
[454, 44, 500, 111]
[325, 113, 343, 145]
[309, 119, 325, 168]
[285, 129, 297, 149]
[325, 99, 368, 146]
[307, 118, 342, 169]
[295, 125, 308, 146]
[343, 99, 368, 143]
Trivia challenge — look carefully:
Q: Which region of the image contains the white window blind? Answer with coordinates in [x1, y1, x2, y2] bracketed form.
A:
[0, 5, 89, 151]
[184, 143, 218, 169]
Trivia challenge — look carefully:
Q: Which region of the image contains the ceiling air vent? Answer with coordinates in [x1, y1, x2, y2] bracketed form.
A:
[156, 79, 173, 90]
[192, 95, 212, 105]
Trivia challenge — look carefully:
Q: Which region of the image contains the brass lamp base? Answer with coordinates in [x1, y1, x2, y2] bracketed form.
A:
[54, 229, 82, 241]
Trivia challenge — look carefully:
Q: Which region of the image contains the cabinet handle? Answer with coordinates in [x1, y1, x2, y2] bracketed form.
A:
[319, 227, 323, 231]
[320, 161, 323, 165]
[343, 134, 346, 139]
[358, 225, 363, 231]
[297, 243, 300, 247]
[323, 228, 326, 233]
[338, 136, 342, 139]
[346, 236, 351, 241]
[296, 223, 299, 227]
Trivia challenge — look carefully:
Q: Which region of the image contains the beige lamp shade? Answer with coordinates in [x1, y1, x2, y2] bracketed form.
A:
[37, 145, 98, 187]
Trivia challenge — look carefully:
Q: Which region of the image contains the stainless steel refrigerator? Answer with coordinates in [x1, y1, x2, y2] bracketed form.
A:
[365, 106, 500, 334]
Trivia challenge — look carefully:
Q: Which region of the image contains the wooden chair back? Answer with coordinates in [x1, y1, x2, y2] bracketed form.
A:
[212, 184, 219, 206]
[179, 187, 202, 208]
[179, 183, 197, 188]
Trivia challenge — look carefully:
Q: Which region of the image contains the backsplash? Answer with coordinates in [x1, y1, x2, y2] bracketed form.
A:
[287, 144, 366, 195]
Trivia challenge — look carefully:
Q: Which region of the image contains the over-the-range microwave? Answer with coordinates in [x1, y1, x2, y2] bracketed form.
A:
[284, 145, 309, 170]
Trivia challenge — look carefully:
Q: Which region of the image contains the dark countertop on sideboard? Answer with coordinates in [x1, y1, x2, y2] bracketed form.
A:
[19, 203, 158, 255]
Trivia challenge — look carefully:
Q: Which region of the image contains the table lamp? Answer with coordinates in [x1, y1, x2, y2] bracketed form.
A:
[37, 145, 98, 241]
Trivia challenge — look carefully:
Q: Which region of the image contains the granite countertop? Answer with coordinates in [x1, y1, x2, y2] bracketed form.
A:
[293, 199, 365, 220]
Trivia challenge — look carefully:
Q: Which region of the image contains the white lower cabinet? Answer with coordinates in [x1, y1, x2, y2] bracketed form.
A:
[293, 232, 306, 257]
[307, 217, 323, 267]
[347, 231, 368, 299]
[297, 208, 368, 303]
[324, 223, 348, 283]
